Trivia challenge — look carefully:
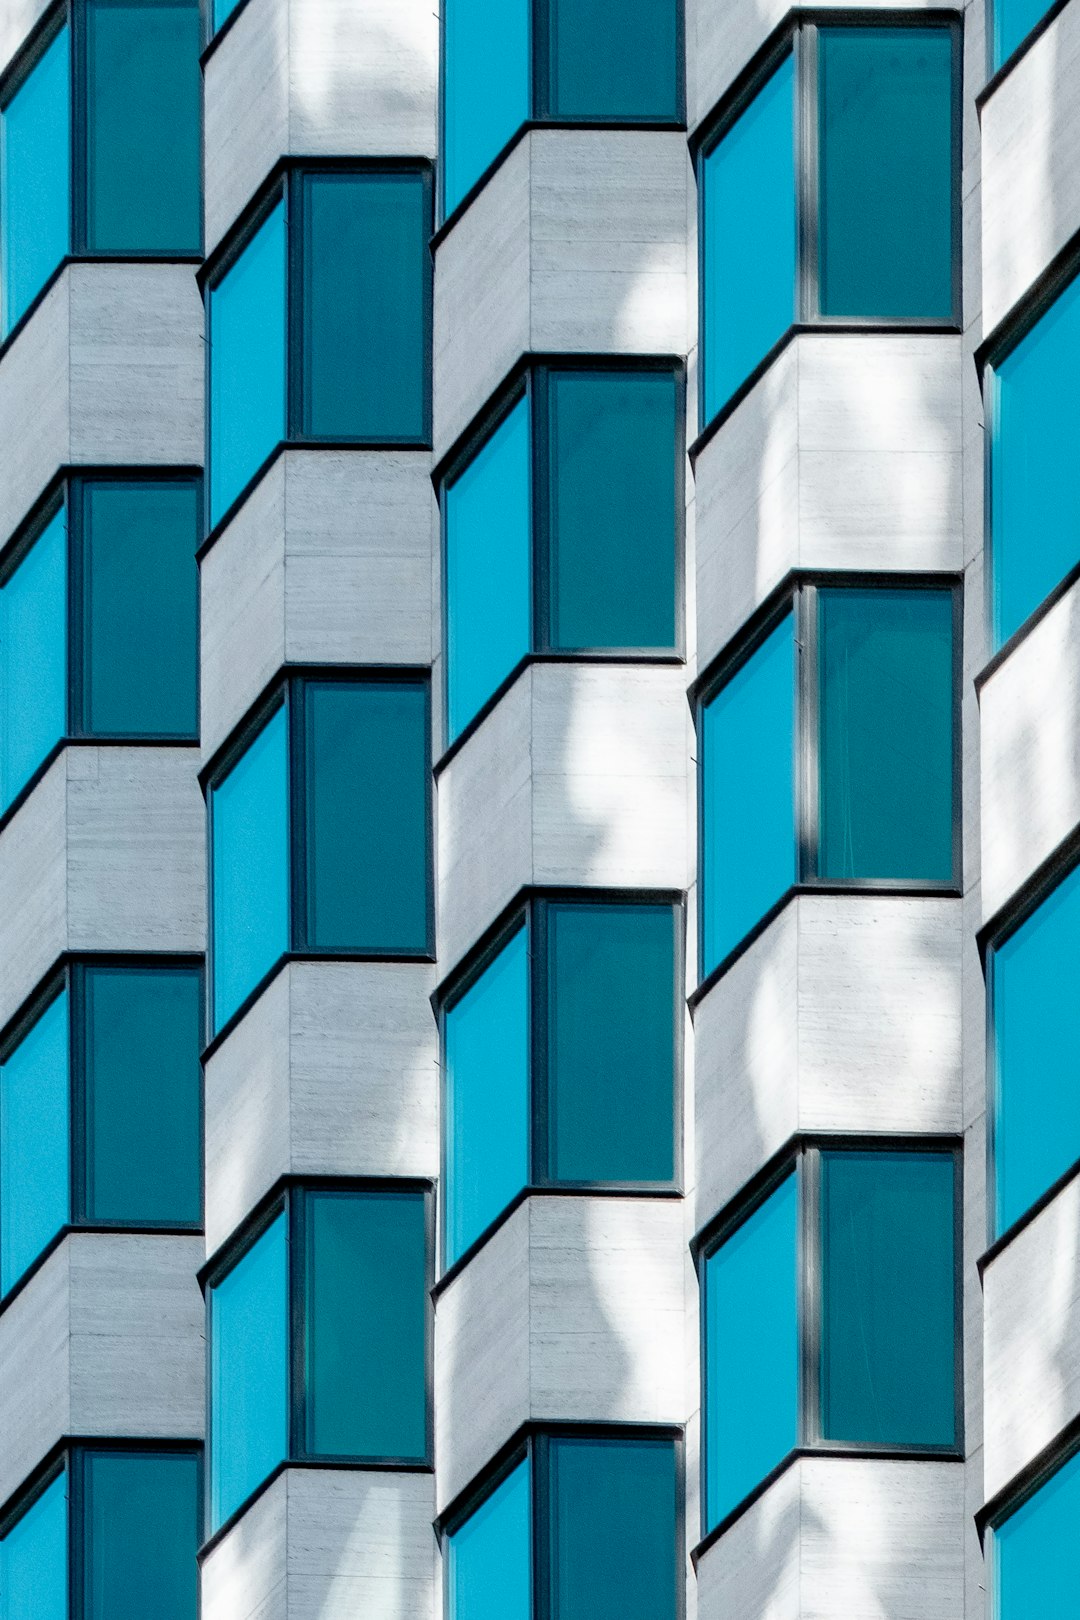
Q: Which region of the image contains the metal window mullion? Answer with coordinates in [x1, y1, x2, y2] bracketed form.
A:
[288, 1187, 303, 1462]
[68, 1444, 82, 1620]
[799, 1146, 821, 1446]
[69, 962, 86, 1226]
[796, 585, 819, 883]
[286, 169, 302, 442]
[530, 0, 548, 121]
[796, 23, 819, 323]
[69, 0, 85, 256]
[287, 680, 304, 953]
[532, 1434, 550, 1620]
[530, 369, 548, 654]
[530, 901, 548, 1185]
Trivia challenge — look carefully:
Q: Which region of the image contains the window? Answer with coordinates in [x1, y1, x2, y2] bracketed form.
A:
[208, 675, 431, 1035]
[206, 166, 431, 527]
[699, 582, 957, 977]
[700, 1144, 959, 1533]
[0, 960, 202, 1298]
[443, 363, 681, 741]
[0, 24, 69, 338]
[442, 898, 679, 1268]
[991, 1444, 1080, 1620]
[993, 0, 1053, 71]
[208, 1184, 429, 1531]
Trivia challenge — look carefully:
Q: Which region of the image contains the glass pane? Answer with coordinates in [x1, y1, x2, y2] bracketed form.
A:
[210, 1212, 288, 1529]
[701, 614, 796, 974]
[209, 201, 287, 526]
[82, 480, 199, 736]
[702, 53, 795, 420]
[821, 1151, 955, 1446]
[447, 1459, 531, 1620]
[210, 704, 290, 1033]
[993, 1446, 1080, 1620]
[304, 681, 429, 953]
[550, 1438, 677, 1620]
[548, 904, 675, 1184]
[0, 991, 69, 1296]
[84, 1451, 199, 1620]
[704, 1172, 798, 1528]
[84, 965, 201, 1225]
[991, 274, 1080, 647]
[548, 371, 677, 651]
[0, 1471, 67, 1620]
[305, 1190, 427, 1459]
[443, 0, 529, 216]
[445, 396, 531, 741]
[994, 0, 1051, 68]
[817, 588, 954, 882]
[212, 0, 241, 34]
[301, 173, 427, 441]
[0, 508, 67, 814]
[818, 27, 954, 319]
[0, 26, 69, 337]
[85, 0, 201, 253]
[549, 0, 678, 119]
[445, 925, 530, 1266]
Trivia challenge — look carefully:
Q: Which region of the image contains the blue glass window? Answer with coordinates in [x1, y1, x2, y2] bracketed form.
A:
[993, 0, 1052, 70]
[447, 1459, 531, 1620]
[0, 990, 70, 1297]
[0, 1470, 68, 1620]
[443, 0, 530, 216]
[0, 26, 70, 337]
[992, 1445, 1080, 1620]
[83, 1450, 199, 1620]
[211, 0, 242, 34]
[0, 507, 67, 814]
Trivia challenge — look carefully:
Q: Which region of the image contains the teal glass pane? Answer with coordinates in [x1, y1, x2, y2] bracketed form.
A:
[85, 0, 201, 253]
[702, 53, 795, 420]
[701, 614, 796, 975]
[209, 201, 287, 526]
[445, 396, 531, 741]
[84, 1451, 199, 1620]
[0, 1471, 67, 1620]
[0, 27, 69, 337]
[0, 991, 69, 1296]
[210, 1212, 288, 1529]
[821, 1151, 955, 1446]
[0, 507, 67, 813]
[994, 0, 1051, 68]
[304, 681, 429, 952]
[548, 371, 677, 651]
[445, 925, 530, 1267]
[705, 1172, 798, 1528]
[550, 1438, 677, 1620]
[818, 28, 954, 319]
[547, 904, 675, 1184]
[84, 965, 201, 1225]
[212, 0, 241, 33]
[301, 173, 427, 441]
[210, 704, 290, 1032]
[991, 274, 1080, 647]
[993, 1446, 1080, 1620]
[549, 0, 678, 119]
[442, 0, 529, 216]
[447, 1459, 531, 1620]
[82, 480, 198, 736]
[817, 588, 954, 882]
[305, 1191, 427, 1459]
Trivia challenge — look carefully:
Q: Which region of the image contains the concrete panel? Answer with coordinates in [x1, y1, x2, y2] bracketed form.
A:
[0, 0, 53, 74]
[201, 1472, 289, 1620]
[0, 277, 70, 547]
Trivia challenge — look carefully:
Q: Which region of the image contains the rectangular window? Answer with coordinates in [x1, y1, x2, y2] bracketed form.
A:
[447, 1457, 532, 1620]
[992, 1445, 1080, 1620]
[0, 989, 69, 1297]
[443, 0, 530, 216]
[0, 506, 67, 814]
[83, 1451, 199, 1620]
[0, 1470, 68, 1620]
[548, 0, 679, 121]
[0, 25, 70, 337]
[993, 0, 1052, 70]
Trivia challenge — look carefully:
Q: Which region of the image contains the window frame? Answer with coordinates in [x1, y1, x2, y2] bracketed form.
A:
[981, 1420, 1080, 1618]
[982, 0, 1067, 92]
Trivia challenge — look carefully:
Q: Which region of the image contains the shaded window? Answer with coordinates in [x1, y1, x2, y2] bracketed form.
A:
[0, 507, 67, 814]
[993, 0, 1053, 70]
[992, 1446, 1080, 1620]
[83, 1451, 199, 1620]
[0, 1471, 68, 1620]
[0, 26, 70, 337]
[0, 990, 69, 1297]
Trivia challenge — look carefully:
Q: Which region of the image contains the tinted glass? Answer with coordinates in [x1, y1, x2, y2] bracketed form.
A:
[84, 965, 201, 1225]
[0, 508, 67, 813]
[821, 1151, 955, 1446]
[210, 704, 290, 1032]
[549, 0, 678, 119]
[993, 1446, 1080, 1620]
[702, 53, 795, 419]
[0, 991, 69, 1296]
[548, 371, 677, 651]
[306, 1191, 427, 1459]
[994, 0, 1051, 68]
[445, 925, 530, 1266]
[210, 1212, 288, 1529]
[447, 1459, 531, 1620]
[305, 681, 429, 952]
[85, 0, 200, 252]
[550, 1438, 677, 1620]
[445, 396, 531, 741]
[705, 1172, 798, 1527]
[84, 1451, 199, 1620]
[548, 904, 675, 1184]
[818, 589, 953, 881]
[212, 0, 241, 33]
[818, 27, 954, 319]
[209, 202, 287, 525]
[443, 0, 529, 215]
[701, 613, 796, 974]
[0, 27, 69, 337]
[82, 480, 199, 736]
[0, 1471, 67, 1620]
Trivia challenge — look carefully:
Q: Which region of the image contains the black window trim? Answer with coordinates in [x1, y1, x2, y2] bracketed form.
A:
[978, 0, 1070, 108]
[977, 1409, 1080, 1546]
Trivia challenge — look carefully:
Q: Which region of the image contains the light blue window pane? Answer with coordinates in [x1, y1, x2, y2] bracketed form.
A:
[209, 202, 287, 526]
[701, 614, 796, 975]
[993, 0, 1050, 70]
[443, 0, 530, 217]
[0, 507, 67, 814]
[0, 1471, 68, 1620]
[993, 1446, 1080, 1620]
[991, 273, 1080, 648]
[444, 925, 530, 1266]
[445, 396, 531, 740]
[210, 1212, 289, 1530]
[0, 991, 69, 1297]
[210, 705, 290, 1032]
[702, 54, 796, 422]
[447, 1459, 531, 1620]
[705, 1172, 798, 1529]
[212, 0, 242, 36]
[0, 27, 70, 337]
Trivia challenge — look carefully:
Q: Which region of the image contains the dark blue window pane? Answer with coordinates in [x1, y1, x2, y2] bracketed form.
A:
[549, 1438, 677, 1620]
[705, 1172, 798, 1528]
[818, 28, 954, 319]
[0, 991, 69, 1296]
[821, 1151, 955, 1446]
[702, 54, 795, 420]
[84, 1451, 199, 1620]
[994, 1446, 1080, 1620]
[549, 0, 678, 119]
[443, 0, 529, 217]
[0, 507, 67, 813]
[994, 0, 1050, 68]
[0, 1471, 67, 1620]
[447, 1459, 531, 1620]
[0, 27, 69, 337]
[306, 1191, 427, 1459]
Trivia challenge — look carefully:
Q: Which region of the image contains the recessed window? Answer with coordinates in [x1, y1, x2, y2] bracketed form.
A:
[991, 1444, 1080, 1620]
[992, 0, 1053, 71]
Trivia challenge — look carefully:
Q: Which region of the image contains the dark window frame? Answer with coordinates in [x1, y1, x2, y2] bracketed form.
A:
[980, 0, 1069, 100]
[979, 1411, 1080, 1555]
